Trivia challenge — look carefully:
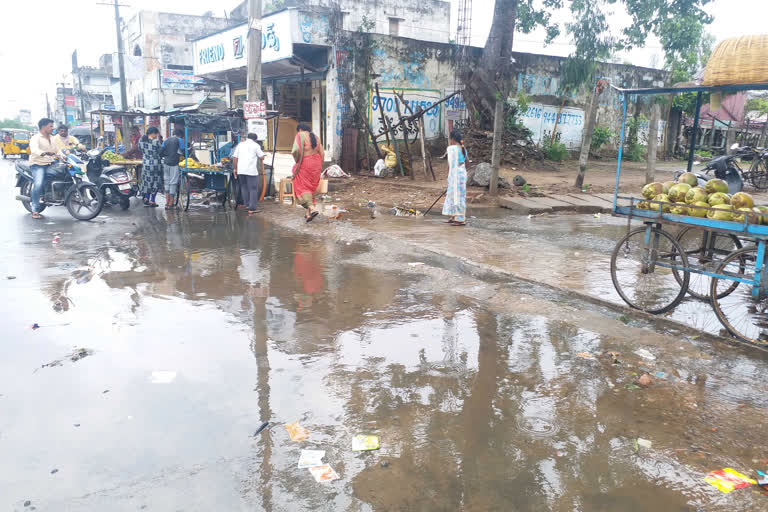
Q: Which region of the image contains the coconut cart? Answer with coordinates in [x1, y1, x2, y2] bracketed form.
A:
[610, 58, 768, 346]
[169, 113, 244, 211]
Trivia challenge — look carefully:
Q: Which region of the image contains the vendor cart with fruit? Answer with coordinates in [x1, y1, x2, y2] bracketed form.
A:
[610, 37, 768, 345]
[168, 113, 246, 211]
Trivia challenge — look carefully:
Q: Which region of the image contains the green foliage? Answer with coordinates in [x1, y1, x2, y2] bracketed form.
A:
[505, 93, 531, 135]
[543, 138, 569, 162]
[0, 118, 33, 131]
[626, 143, 646, 162]
[591, 126, 615, 152]
[669, 31, 714, 113]
[746, 94, 768, 115]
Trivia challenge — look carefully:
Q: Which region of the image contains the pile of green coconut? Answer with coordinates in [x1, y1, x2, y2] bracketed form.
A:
[638, 172, 768, 223]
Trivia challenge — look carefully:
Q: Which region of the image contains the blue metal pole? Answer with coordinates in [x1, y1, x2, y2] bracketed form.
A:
[687, 91, 703, 173]
[754, 240, 765, 299]
[613, 92, 628, 211]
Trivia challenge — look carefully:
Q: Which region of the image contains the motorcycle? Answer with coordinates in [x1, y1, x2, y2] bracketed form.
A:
[674, 143, 744, 194]
[14, 152, 104, 220]
[84, 146, 137, 210]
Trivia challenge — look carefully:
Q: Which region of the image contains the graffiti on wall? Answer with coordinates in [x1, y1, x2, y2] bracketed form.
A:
[516, 73, 576, 100]
[520, 102, 585, 149]
[372, 49, 431, 89]
[298, 13, 330, 44]
[636, 119, 666, 145]
[369, 89, 442, 139]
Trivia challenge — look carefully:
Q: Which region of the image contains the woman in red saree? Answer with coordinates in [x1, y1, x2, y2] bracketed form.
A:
[291, 123, 324, 222]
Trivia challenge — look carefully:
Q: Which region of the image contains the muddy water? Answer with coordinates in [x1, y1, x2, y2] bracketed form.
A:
[1, 163, 768, 510]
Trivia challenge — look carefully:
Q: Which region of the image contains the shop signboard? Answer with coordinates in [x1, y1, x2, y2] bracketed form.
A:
[247, 119, 268, 141]
[193, 10, 293, 75]
[160, 70, 205, 90]
[243, 101, 266, 119]
[369, 88, 443, 140]
[64, 96, 76, 106]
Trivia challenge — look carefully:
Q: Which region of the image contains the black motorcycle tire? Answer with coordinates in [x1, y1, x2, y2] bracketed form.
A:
[20, 181, 46, 214]
[119, 196, 131, 210]
[65, 183, 103, 221]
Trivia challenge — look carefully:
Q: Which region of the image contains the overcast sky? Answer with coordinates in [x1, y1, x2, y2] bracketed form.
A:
[1, 0, 765, 122]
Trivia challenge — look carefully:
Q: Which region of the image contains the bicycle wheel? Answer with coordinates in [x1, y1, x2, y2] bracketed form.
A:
[749, 157, 768, 190]
[179, 174, 191, 211]
[611, 226, 689, 314]
[225, 176, 238, 209]
[710, 247, 768, 345]
[673, 227, 742, 300]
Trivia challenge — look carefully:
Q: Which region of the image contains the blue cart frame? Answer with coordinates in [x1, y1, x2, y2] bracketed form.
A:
[610, 81, 768, 346]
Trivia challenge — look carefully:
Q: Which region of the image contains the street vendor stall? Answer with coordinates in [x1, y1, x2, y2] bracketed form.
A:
[168, 112, 245, 211]
[610, 79, 768, 346]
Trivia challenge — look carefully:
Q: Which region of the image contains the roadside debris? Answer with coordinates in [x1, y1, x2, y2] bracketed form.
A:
[392, 206, 421, 217]
[253, 422, 270, 436]
[50, 469, 58, 474]
[352, 435, 380, 451]
[634, 348, 656, 361]
[7, 276, 16, 280]
[52, 233, 61, 245]
[39, 348, 94, 369]
[576, 352, 596, 360]
[149, 371, 177, 384]
[321, 165, 350, 178]
[705, 468, 756, 493]
[637, 438, 652, 450]
[298, 449, 326, 468]
[308, 464, 340, 483]
[30, 323, 40, 330]
[407, 262, 425, 267]
[285, 421, 309, 442]
[637, 373, 653, 387]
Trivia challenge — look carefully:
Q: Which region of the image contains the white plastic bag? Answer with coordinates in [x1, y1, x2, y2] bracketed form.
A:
[321, 164, 350, 178]
[373, 159, 386, 177]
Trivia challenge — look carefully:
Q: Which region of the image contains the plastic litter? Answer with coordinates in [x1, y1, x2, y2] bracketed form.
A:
[254, 422, 270, 436]
[576, 352, 596, 359]
[408, 262, 425, 267]
[634, 349, 656, 361]
[31, 323, 40, 330]
[285, 421, 309, 442]
[150, 371, 177, 384]
[308, 464, 339, 482]
[705, 468, 756, 493]
[352, 435, 380, 451]
[637, 438, 652, 449]
[321, 164, 350, 178]
[374, 159, 386, 177]
[298, 449, 325, 468]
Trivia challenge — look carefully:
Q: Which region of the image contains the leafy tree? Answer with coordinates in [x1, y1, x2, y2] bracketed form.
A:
[468, 0, 714, 190]
[746, 94, 768, 116]
[0, 118, 34, 131]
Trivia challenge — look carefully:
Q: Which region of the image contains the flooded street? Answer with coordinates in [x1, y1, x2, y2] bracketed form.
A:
[2, 159, 768, 511]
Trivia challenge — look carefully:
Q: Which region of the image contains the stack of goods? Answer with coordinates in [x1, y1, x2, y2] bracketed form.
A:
[638, 173, 768, 224]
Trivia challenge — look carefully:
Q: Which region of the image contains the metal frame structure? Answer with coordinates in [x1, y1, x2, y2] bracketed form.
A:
[610, 81, 768, 346]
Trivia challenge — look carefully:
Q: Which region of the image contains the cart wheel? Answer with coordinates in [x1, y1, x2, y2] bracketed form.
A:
[673, 227, 742, 300]
[179, 174, 191, 211]
[710, 247, 768, 345]
[610, 226, 689, 314]
[225, 176, 238, 210]
[749, 158, 768, 190]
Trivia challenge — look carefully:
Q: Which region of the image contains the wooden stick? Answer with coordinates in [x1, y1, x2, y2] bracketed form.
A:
[372, 91, 460, 141]
[417, 118, 430, 179]
[424, 190, 446, 216]
[374, 83, 391, 147]
[395, 97, 415, 180]
[350, 95, 383, 160]
[418, 108, 436, 181]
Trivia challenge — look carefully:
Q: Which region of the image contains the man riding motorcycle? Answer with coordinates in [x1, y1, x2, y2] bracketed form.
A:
[28, 118, 59, 219]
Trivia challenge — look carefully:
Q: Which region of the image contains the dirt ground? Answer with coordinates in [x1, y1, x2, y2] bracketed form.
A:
[325, 157, 688, 212]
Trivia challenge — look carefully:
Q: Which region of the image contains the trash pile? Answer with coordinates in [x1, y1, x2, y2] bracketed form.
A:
[462, 128, 545, 166]
[265, 421, 380, 484]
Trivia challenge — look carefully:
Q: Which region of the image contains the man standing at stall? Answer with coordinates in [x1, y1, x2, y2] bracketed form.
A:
[161, 128, 184, 210]
[233, 133, 266, 214]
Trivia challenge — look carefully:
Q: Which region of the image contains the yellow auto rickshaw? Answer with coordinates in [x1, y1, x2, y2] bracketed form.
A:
[1, 129, 31, 159]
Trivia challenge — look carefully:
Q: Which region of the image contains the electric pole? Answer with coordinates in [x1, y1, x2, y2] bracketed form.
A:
[45, 93, 51, 119]
[247, 0, 262, 101]
[99, 0, 129, 111]
[59, 82, 69, 125]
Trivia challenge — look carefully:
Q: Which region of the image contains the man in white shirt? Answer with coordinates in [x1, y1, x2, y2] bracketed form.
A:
[28, 118, 59, 218]
[52, 125, 85, 152]
[233, 133, 266, 214]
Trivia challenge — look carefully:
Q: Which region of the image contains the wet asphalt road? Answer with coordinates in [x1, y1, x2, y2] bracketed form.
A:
[1, 157, 768, 511]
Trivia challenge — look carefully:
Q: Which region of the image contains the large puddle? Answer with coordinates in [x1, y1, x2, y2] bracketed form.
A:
[1, 164, 767, 510]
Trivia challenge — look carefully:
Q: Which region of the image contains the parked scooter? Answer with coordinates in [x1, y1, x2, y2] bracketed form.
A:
[674, 143, 744, 194]
[14, 151, 104, 220]
[84, 142, 138, 210]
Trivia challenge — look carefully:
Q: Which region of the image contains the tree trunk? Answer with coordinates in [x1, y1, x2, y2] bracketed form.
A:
[489, 100, 504, 195]
[483, 0, 517, 195]
[646, 103, 660, 184]
[575, 91, 599, 189]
